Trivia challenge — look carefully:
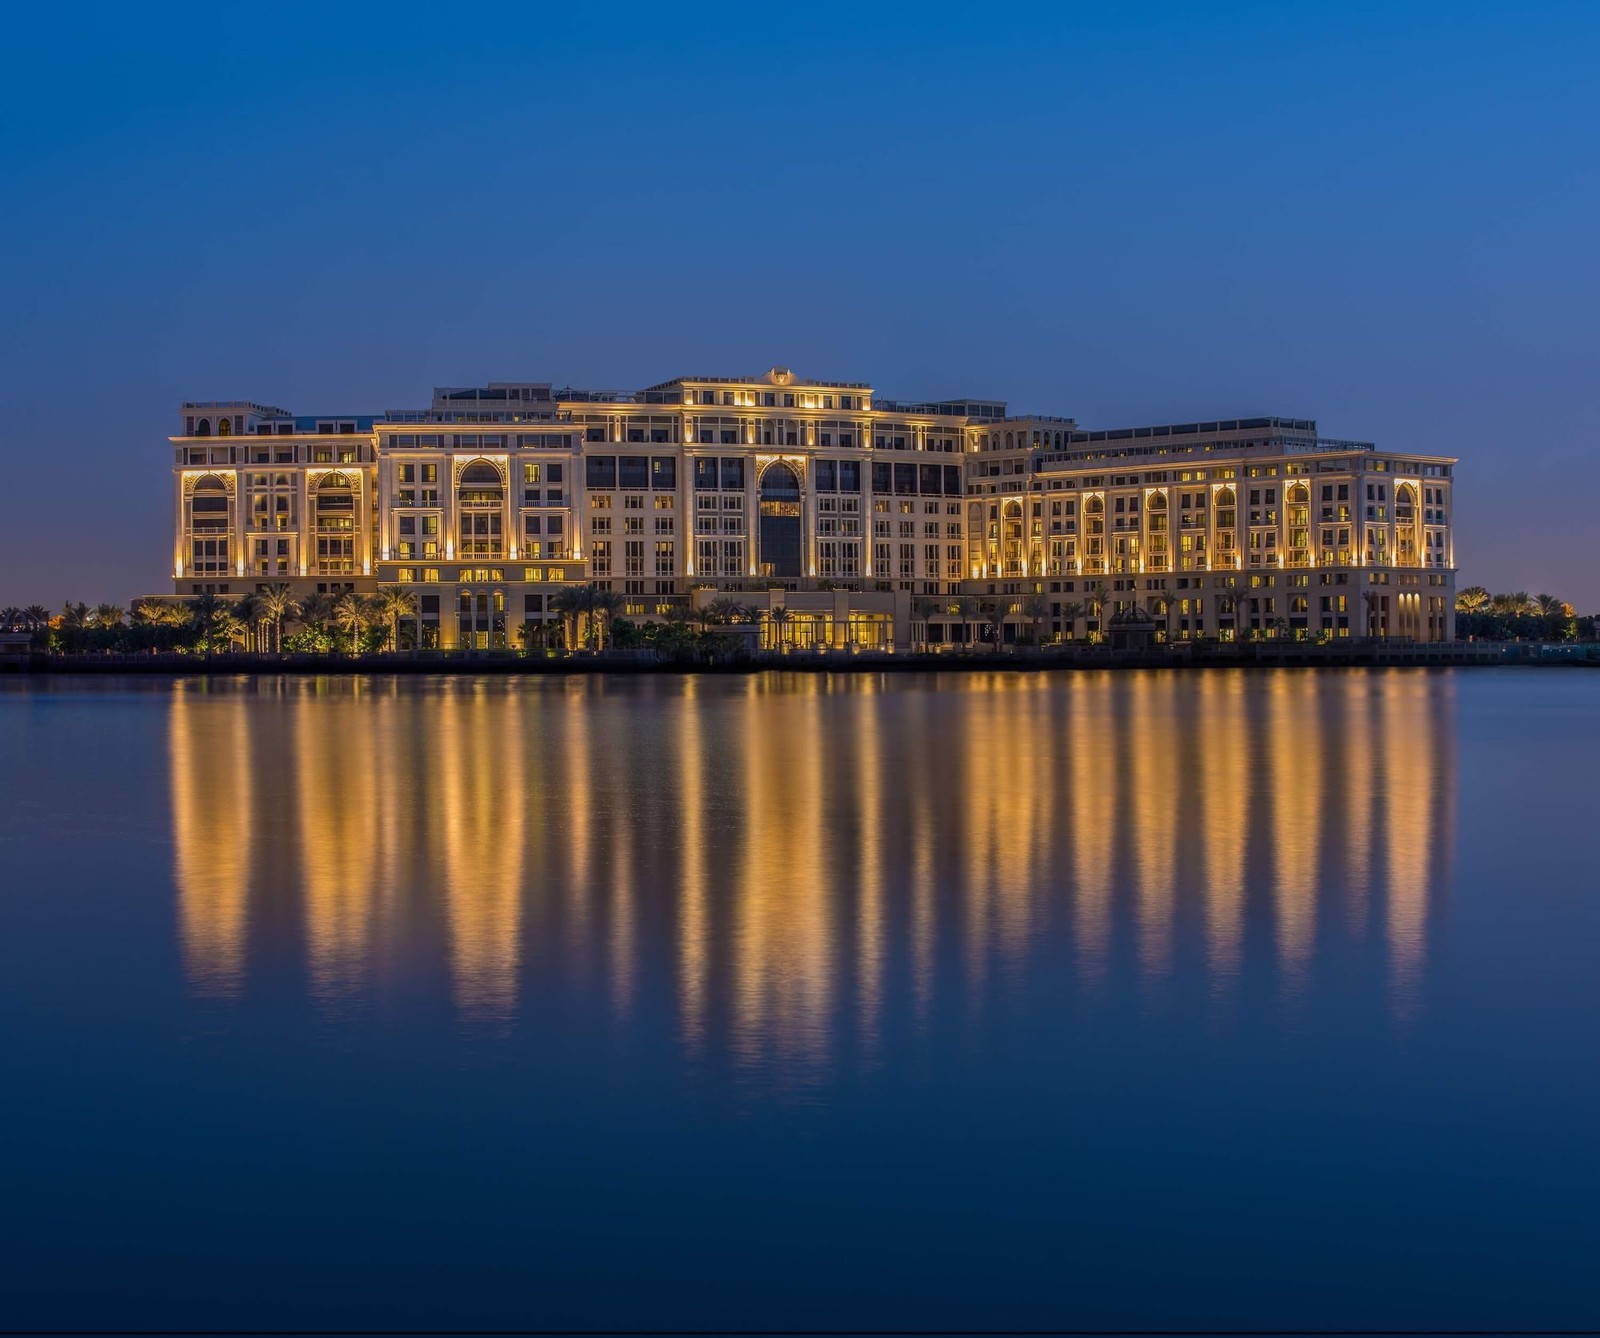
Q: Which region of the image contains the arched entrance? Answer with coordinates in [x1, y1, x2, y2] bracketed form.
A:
[758, 461, 802, 579]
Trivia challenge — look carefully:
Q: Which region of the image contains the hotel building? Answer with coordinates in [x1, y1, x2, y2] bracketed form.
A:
[171, 368, 1457, 647]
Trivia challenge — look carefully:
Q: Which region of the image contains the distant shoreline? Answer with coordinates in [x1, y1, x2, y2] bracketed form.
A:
[5, 642, 1595, 677]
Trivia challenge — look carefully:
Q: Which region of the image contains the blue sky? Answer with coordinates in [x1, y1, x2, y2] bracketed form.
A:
[2, 1, 1596, 607]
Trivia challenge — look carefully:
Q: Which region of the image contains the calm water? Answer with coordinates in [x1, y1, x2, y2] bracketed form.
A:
[1, 669, 1596, 1331]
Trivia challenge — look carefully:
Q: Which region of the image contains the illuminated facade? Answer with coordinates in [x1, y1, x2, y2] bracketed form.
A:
[172, 369, 1457, 645]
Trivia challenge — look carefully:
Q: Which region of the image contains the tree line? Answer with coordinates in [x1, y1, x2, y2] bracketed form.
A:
[9, 580, 1588, 657]
[1, 587, 422, 656]
[1453, 587, 1592, 642]
[0, 584, 757, 662]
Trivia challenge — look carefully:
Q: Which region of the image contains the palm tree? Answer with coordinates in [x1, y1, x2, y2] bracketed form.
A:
[256, 583, 299, 654]
[1455, 585, 1491, 614]
[517, 619, 549, 655]
[589, 585, 626, 650]
[1533, 593, 1563, 617]
[1148, 594, 1174, 643]
[1020, 591, 1048, 645]
[189, 592, 221, 657]
[334, 591, 372, 653]
[1219, 579, 1251, 642]
[769, 605, 794, 650]
[126, 598, 170, 653]
[23, 605, 50, 632]
[47, 601, 87, 653]
[980, 595, 1013, 649]
[1057, 600, 1086, 642]
[297, 592, 337, 647]
[702, 595, 745, 625]
[374, 585, 419, 651]
[210, 607, 246, 652]
[234, 592, 265, 652]
[549, 585, 586, 653]
[0, 607, 21, 631]
[1087, 582, 1110, 640]
[92, 603, 125, 630]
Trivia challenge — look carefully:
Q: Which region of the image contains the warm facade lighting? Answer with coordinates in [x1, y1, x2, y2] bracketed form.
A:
[168, 381, 1457, 647]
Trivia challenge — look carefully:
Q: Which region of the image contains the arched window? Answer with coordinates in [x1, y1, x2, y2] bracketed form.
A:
[194, 419, 211, 437]
[1395, 484, 1416, 520]
[1286, 481, 1310, 506]
[758, 460, 800, 502]
[315, 473, 355, 513]
[757, 461, 802, 578]
[191, 475, 228, 513]
[457, 460, 505, 509]
[217, 418, 232, 436]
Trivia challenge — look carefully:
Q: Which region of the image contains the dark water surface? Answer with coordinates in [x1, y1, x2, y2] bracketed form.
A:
[1, 669, 1596, 1330]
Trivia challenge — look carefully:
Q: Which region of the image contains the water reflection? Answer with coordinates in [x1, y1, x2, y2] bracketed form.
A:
[168, 670, 1456, 1056]
[297, 688, 378, 1006]
[170, 690, 252, 998]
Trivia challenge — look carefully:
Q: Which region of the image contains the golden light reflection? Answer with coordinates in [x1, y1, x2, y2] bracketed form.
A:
[561, 682, 594, 981]
[909, 761, 936, 1025]
[1382, 673, 1444, 1021]
[436, 684, 524, 1021]
[165, 671, 1454, 1048]
[733, 676, 833, 1082]
[1069, 675, 1116, 986]
[962, 674, 1041, 997]
[297, 682, 378, 1005]
[1200, 673, 1248, 986]
[1130, 674, 1178, 982]
[170, 688, 252, 998]
[677, 676, 710, 1054]
[1268, 675, 1322, 994]
[1342, 678, 1375, 938]
[855, 678, 886, 1057]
